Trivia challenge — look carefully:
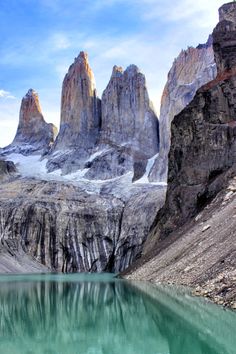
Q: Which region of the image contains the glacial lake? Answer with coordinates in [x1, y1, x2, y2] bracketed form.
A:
[0, 274, 235, 354]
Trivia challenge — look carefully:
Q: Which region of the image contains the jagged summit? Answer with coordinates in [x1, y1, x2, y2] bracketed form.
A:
[24, 88, 37, 97]
[149, 35, 216, 182]
[101, 63, 159, 158]
[112, 65, 123, 77]
[213, 1, 236, 73]
[219, 2, 236, 22]
[52, 51, 101, 153]
[1, 89, 57, 155]
[47, 54, 159, 180]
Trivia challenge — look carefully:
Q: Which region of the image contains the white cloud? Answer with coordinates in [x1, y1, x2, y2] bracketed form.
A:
[0, 89, 16, 99]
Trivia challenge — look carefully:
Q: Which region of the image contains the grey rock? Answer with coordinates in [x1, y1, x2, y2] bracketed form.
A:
[101, 65, 159, 159]
[2, 89, 57, 156]
[49, 52, 101, 155]
[145, 1, 236, 250]
[214, 2, 236, 73]
[149, 36, 216, 182]
[0, 160, 17, 179]
[84, 146, 134, 180]
[0, 178, 165, 273]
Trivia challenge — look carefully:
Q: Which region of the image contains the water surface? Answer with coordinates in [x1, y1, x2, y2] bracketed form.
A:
[0, 273, 235, 354]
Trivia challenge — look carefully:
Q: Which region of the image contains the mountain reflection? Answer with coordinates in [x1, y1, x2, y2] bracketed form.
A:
[0, 274, 235, 354]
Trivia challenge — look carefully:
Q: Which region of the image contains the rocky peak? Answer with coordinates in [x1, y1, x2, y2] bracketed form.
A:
[19, 89, 43, 124]
[146, 2, 236, 249]
[2, 89, 57, 155]
[53, 51, 101, 151]
[219, 2, 236, 22]
[149, 36, 216, 182]
[101, 64, 159, 158]
[213, 2, 236, 73]
[111, 65, 123, 78]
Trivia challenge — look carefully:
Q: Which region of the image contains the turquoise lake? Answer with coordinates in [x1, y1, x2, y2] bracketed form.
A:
[0, 273, 235, 354]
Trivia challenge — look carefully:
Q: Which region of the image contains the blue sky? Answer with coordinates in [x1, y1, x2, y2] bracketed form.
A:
[0, 0, 226, 147]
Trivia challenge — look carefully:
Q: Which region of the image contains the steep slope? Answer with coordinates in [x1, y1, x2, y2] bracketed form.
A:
[0, 177, 165, 273]
[2, 89, 57, 155]
[47, 52, 101, 174]
[149, 36, 216, 181]
[125, 2, 236, 307]
[125, 179, 236, 307]
[47, 53, 159, 180]
[83, 65, 159, 181]
[0, 160, 16, 180]
[101, 65, 159, 158]
[53, 52, 101, 151]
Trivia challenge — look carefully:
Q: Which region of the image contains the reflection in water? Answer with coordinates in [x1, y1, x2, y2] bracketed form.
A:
[0, 274, 235, 354]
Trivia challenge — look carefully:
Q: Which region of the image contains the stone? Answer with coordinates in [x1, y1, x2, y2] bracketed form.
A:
[0, 160, 17, 180]
[0, 178, 165, 273]
[2, 89, 57, 155]
[202, 225, 211, 232]
[214, 2, 236, 73]
[47, 58, 158, 181]
[51, 51, 101, 152]
[100, 65, 159, 159]
[149, 36, 216, 182]
[139, 2, 236, 249]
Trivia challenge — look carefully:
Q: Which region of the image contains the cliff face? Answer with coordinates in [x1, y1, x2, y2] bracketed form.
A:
[214, 2, 236, 73]
[101, 65, 159, 158]
[125, 2, 236, 306]
[0, 51, 163, 274]
[150, 1, 236, 240]
[0, 178, 165, 273]
[47, 55, 159, 180]
[53, 52, 101, 152]
[0, 160, 16, 180]
[149, 37, 216, 181]
[3, 89, 57, 155]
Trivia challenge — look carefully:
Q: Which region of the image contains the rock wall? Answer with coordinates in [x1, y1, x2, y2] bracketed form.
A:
[149, 36, 216, 181]
[101, 65, 159, 158]
[3, 89, 57, 155]
[144, 1, 236, 250]
[214, 2, 236, 73]
[53, 52, 101, 152]
[0, 178, 165, 273]
[47, 55, 159, 180]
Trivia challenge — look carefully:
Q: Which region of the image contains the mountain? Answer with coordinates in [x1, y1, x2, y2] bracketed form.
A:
[149, 36, 216, 182]
[1, 89, 57, 155]
[125, 1, 236, 308]
[0, 57, 163, 273]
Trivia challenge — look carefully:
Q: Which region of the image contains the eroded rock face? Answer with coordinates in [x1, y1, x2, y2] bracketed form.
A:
[0, 160, 16, 180]
[53, 52, 101, 152]
[214, 2, 236, 73]
[0, 178, 165, 273]
[145, 1, 236, 250]
[48, 57, 158, 180]
[149, 36, 216, 181]
[3, 89, 57, 155]
[101, 65, 159, 158]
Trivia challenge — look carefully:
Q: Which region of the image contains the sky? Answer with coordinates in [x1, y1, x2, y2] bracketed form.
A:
[0, 0, 226, 147]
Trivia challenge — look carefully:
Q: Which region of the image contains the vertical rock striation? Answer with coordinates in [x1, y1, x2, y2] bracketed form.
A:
[145, 1, 236, 251]
[149, 36, 216, 181]
[48, 56, 159, 180]
[3, 89, 57, 155]
[101, 65, 159, 158]
[53, 52, 101, 152]
[0, 178, 165, 273]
